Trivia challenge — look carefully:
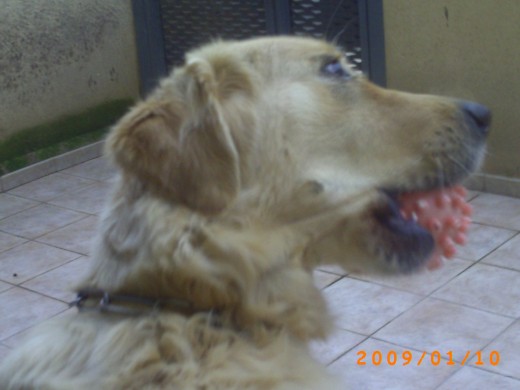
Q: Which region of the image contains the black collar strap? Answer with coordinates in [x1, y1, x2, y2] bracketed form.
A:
[69, 288, 193, 316]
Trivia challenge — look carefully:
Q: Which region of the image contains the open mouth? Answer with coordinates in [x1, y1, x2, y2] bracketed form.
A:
[371, 185, 472, 273]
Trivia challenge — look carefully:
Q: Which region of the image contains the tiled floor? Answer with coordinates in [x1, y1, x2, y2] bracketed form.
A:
[1, 157, 520, 389]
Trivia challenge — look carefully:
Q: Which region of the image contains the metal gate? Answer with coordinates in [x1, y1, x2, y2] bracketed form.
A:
[132, 0, 385, 94]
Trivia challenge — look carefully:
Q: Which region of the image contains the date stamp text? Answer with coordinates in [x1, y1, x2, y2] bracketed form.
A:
[356, 350, 500, 367]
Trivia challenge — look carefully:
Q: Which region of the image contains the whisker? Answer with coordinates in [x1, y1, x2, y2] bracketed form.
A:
[331, 23, 349, 46]
[434, 157, 446, 188]
[445, 154, 472, 176]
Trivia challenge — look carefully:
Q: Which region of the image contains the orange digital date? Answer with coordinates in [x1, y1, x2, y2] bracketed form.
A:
[356, 350, 500, 366]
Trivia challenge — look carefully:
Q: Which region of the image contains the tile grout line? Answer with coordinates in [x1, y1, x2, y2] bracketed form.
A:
[424, 295, 518, 320]
[1, 250, 85, 286]
[457, 319, 520, 380]
[39, 201, 103, 218]
[6, 176, 101, 204]
[0, 210, 92, 243]
[432, 367, 463, 390]
[10, 284, 77, 306]
[0, 303, 74, 346]
[0, 285, 74, 345]
[325, 335, 369, 367]
[478, 230, 520, 264]
[58, 169, 114, 183]
[37, 179, 111, 216]
[322, 277, 517, 366]
[0, 235, 29, 255]
[320, 278, 433, 362]
[14, 254, 85, 287]
[0, 202, 42, 224]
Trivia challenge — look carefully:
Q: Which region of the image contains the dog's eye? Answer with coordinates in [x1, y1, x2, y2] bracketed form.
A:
[321, 59, 350, 79]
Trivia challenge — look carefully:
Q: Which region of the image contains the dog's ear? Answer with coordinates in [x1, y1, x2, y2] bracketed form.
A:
[106, 55, 251, 214]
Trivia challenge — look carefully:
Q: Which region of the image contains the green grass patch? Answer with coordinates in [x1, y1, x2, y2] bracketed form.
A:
[0, 99, 133, 175]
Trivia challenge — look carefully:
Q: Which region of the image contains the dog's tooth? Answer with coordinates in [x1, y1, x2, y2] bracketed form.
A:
[434, 193, 451, 208]
[416, 199, 429, 211]
[454, 232, 467, 245]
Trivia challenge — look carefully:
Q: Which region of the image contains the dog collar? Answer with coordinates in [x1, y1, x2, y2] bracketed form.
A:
[69, 287, 193, 316]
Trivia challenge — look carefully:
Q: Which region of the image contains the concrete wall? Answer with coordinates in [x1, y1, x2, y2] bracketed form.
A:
[0, 0, 139, 140]
[383, 0, 520, 187]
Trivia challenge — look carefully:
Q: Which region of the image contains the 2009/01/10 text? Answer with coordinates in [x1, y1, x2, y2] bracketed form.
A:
[356, 350, 500, 367]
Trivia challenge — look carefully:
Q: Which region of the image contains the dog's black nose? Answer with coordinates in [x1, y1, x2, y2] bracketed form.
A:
[460, 101, 491, 137]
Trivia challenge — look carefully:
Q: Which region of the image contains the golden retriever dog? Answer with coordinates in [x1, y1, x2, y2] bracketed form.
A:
[0, 36, 489, 389]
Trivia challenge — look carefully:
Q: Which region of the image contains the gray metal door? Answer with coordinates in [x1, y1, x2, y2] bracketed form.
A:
[132, 0, 385, 95]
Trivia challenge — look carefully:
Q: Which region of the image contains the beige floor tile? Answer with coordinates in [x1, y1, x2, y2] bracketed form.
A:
[436, 366, 520, 390]
[323, 277, 423, 335]
[374, 298, 513, 361]
[470, 193, 520, 230]
[48, 181, 111, 215]
[352, 258, 473, 295]
[0, 281, 12, 293]
[61, 157, 116, 181]
[0, 232, 27, 253]
[2, 307, 76, 349]
[482, 233, 520, 271]
[0, 194, 38, 220]
[0, 204, 87, 239]
[22, 257, 92, 302]
[0, 241, 80, 284]
[313, 270, 342, 290]
[329, 338, 458, 390]
[0, 344, 12, 364]
[7, 173, 96, 202]
[456, 223, 517, 261]
[472, 320, 520, 380]
[0, 287, 67, 341]
[433, 264, 520, 317]
[310, 328, 365, 366]
[36, 215, 99, 255]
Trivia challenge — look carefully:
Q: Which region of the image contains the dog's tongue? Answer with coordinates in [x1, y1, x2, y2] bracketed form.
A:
[398, 186, 472, 270]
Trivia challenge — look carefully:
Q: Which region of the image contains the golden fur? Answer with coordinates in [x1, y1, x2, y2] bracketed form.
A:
[0, 37, 487, 389]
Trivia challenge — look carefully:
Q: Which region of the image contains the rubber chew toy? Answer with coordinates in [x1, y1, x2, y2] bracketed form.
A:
[399, 185, 472, 270]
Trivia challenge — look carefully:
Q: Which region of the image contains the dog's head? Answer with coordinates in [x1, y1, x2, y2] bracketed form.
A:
[107, 36, 489, 275]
